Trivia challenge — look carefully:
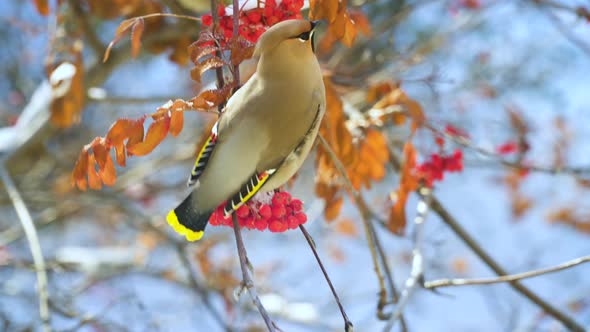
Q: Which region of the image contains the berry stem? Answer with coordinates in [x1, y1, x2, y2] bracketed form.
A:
[299, 225, 353, 332]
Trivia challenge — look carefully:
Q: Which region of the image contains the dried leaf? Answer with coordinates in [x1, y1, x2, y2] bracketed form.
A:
[169, 111, 184, 137]
[103, 18, 137, 62]
[341, 15, 358, 47]
[71, 149, 89, 191]
[33, 0, 49, 16]
[87, 154, 102, 190]
[309, 0, 339, 23]
[130, 18, 145, 58]
[190, 56, 225, 83]
[190, 86, 232, 110]
[325, 195, 344, 221]
[98, 153, 117, 186]
[49, 52, 85, 128]
[387, 142, 418, 235]
[127, 116, 171, 156]
[349, 10, 371, 36]
[335, 218, 357, 237]
[230, 36, 256, 66]
[92, 139, 109, 169]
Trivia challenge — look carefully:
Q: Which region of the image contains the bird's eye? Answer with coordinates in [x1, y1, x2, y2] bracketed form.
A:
[298, 31, 310, 41]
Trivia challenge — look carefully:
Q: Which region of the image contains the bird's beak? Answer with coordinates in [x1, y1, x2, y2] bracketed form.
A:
[310, 21, 321, 53]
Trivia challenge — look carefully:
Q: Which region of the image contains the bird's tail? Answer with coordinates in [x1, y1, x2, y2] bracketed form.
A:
[166, 193, 211, 242]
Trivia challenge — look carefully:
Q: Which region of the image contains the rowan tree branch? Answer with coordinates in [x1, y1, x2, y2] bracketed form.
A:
[383, 186, 432, 331]
[424, 255, 590, 289]
[317, 134, 407, 330]
[299, 225, 353, 331]
[387, 144, 585, 332]
[231, 214, 277, 332]
[0, 165, 51, 332]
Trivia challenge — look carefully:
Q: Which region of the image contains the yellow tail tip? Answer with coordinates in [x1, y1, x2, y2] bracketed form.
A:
[166, 210, 204, 242]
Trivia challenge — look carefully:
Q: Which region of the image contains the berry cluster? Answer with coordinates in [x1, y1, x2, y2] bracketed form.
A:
[208, 191, 307, 232]
[416, 150, 464, 187]
[201, 0, 304, 43]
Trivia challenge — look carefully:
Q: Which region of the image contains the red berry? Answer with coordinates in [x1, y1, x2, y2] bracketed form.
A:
[246, 10, 262, 23]
[271, 205, 286, 218]
[236, 205, 250, 218]
[269, 219, 286, 232]
[287, 216, 299, 229]
[294, 212, 307, 224]
[217, 5, 226, 17]
[254, 217, 267, 231]
[259, 204, 272, 219]
[202, 14, 213, 26]
[290, 199, 303, 212]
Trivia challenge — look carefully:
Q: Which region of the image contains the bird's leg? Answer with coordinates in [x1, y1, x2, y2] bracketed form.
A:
[231, 214, 277, 332]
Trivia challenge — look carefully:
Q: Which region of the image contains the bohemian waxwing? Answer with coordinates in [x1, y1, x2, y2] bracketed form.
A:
[167, 19, 325, 241]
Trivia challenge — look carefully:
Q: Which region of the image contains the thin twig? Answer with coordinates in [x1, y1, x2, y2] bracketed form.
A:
[210, 0, 226, 95]
[425, 255, 590, 289]
[387, 145, 585, 331]
[175, 244, 233, 331]
[317, 134, 406, 326]
[231, 214, 276, 331]
[299, 225, 353, 331]
[430, 197, 585, 331]
[383, 186, 432, 332]
[231, 0, 241, 87]
[0, 165, 52, 332]
[425, 122, 590, 178]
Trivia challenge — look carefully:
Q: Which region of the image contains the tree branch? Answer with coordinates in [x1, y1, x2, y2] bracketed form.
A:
[231, 214, 277, 331]
[0, 165, 51, 332]
[387, 144, 585, 331]
[425, 255, 590, 289]
[299, 225, 353, 331]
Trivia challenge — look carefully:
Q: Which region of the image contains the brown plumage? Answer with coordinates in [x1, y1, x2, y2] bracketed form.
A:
[167, 20, 325, 241]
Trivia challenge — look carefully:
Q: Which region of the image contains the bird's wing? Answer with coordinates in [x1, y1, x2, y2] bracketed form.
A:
[187, 121, 218, 187]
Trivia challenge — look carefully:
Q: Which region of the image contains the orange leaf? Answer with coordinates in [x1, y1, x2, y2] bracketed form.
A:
[309, 0, 339, 23]
[229, 37, 255, 66]
[325, 195, 344, 221]
[349, 10, 371, 36]
[169, 111, 184, 137]
[191, 86, 233, 110]
[190, 56, 225, 83]
[33, 0, 49, 15]
[87, 154, 102, 190]
[98, 153, 117, 186]
[130, 18, 145, 58]
[103, 18, 136, 62]
[335, 218, 358, 237]
[49, 52, 85, 128]
[71, 149, 89, 191]
[341, 15, 358, 47]
[127, 116, 170, 156]
[92, 139, 109, 170]
[106, 117, 145, 166]
[387, 142, 418, 235]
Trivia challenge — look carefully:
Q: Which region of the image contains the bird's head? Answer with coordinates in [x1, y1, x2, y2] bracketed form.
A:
[253, 19, 320, 58]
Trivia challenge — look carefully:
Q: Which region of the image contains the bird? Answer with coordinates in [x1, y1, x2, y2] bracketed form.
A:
[167, 19, 325, 241]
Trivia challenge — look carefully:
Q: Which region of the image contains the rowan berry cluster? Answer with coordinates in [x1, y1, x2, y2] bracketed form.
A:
[416, 150, 464, 187]
[208, 191, 307, 232]
[201, 0, 304, 43]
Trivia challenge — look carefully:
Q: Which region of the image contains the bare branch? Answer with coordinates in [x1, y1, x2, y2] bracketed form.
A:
[0, 165, 52, 332]
[425, 255, 590, 289]
[387, 144, 585, 331]
[231, 214, 277, 331]
[299, 225, 353, 331]
[383, 186, 432, 331]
